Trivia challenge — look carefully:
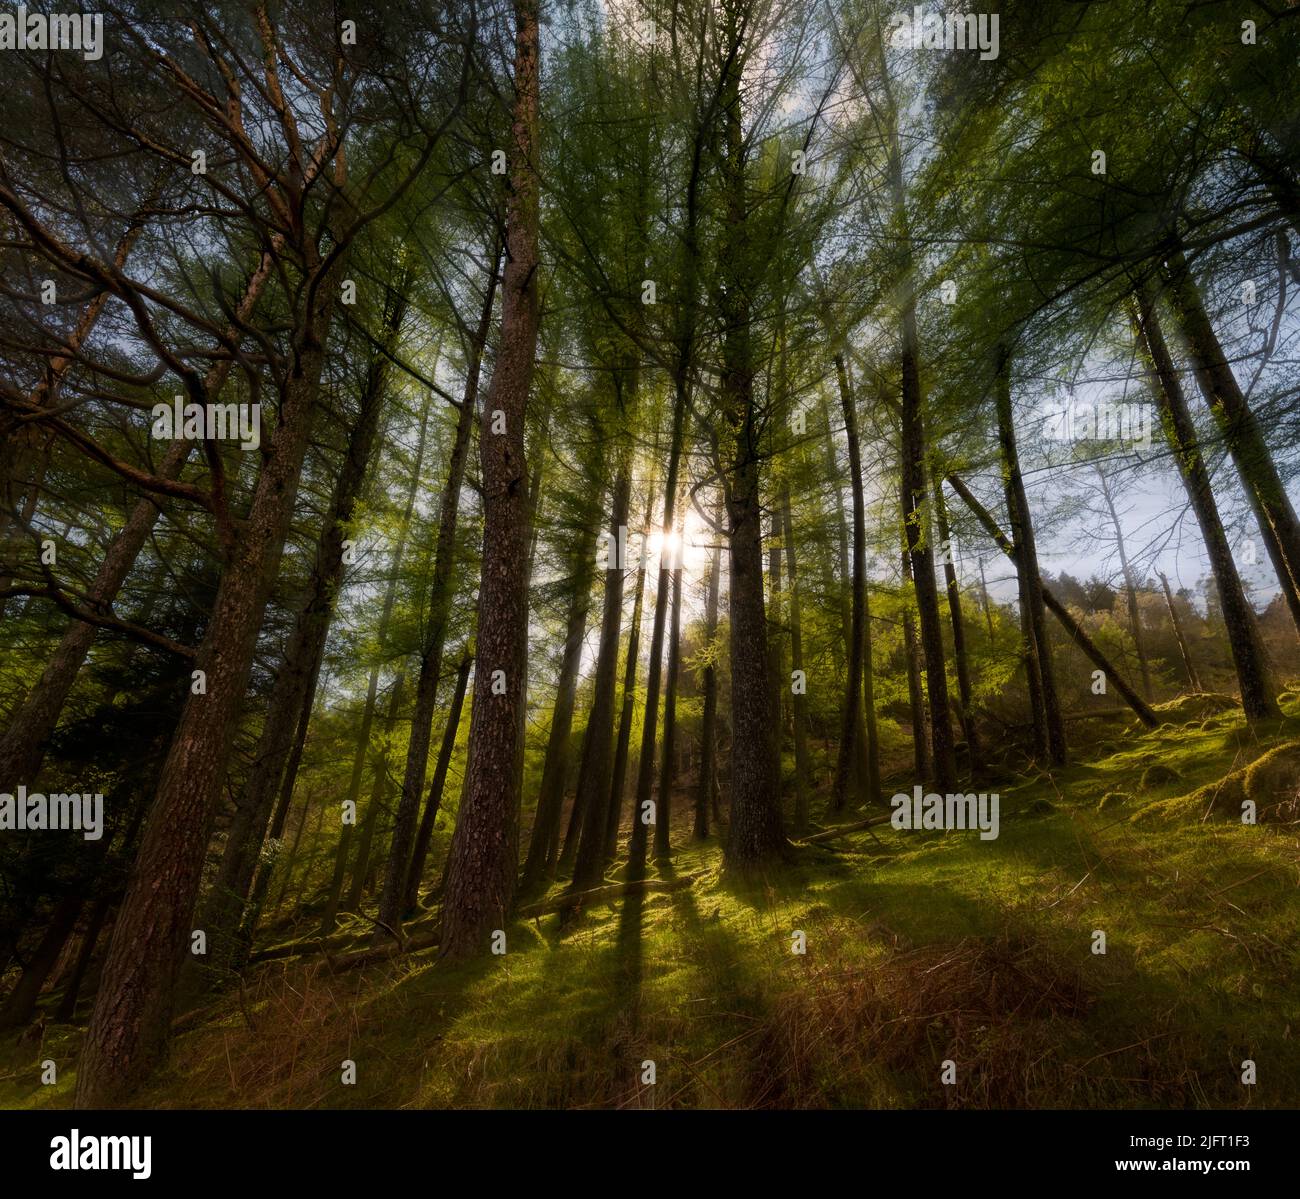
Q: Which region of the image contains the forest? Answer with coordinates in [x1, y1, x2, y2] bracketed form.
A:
[1, 0, 1298, 1113]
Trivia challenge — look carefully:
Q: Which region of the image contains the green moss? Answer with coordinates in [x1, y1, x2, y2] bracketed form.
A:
[4, 715, 1298, 1110]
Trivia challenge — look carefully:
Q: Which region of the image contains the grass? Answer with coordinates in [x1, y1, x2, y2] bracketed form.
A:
[4, 697, 1299, 1109]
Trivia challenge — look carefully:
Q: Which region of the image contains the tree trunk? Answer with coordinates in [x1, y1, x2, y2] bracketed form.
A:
[439, 0, 541, 960]
[319, 396, 434, 934]
[781, 485, 813, 831]
[404, 654, 472, 912]
[570, 454, 634, 889]
[627, 398, 687, 880]
[1158, 571, 1202, 693]
[1133, 287, 1279, 719]
[654, 529, 684, 862]
[0, 892, 83, 1029]
[900, 536, 930, 781]
[693, 514, 722, 841]
[75, 261, 337, 1107]
[718, 39, 785, 870]
[0, 242, 280, 786]
[1096, 466, 1153, 700]
[995, 346, 1067, 765]
[933, 475, 982, 772]
[831, 354, 868, 813]
[54, 891, 115, 1024]
[1163, 240, 1300, 642]
[946, 473, 1161, 727]
[347, 672, 406, 912]
[520, 531, 596, 891]
[379, 245, 500, 931]
[208, 281, 407, 963]
[605, 480, 653, 863]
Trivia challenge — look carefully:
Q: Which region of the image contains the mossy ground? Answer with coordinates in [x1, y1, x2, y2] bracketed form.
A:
[4, 698, 1299, 1109]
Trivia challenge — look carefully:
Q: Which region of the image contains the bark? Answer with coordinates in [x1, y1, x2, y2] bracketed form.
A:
[439, 0, 541, 960]
[995, 346, 1067, 765]
[819, 391, 871, 790]
[240, 661, 322, 942]
[378, 245, 500, 931]
[887, 111, 957, 791]
[75, 256, 337, 1106]
[207, 282, 407, 963]
[718, 37, 785, 869]
[1163, 240, 1300, 642]
[1133, 287, 1279, 720]
[946, 474, 1161, 727]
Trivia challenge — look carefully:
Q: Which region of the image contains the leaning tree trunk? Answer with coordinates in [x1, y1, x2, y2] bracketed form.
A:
[439, 0, 541, 960]
[946, 474, 1161, 727]
[0, 892, 83, 1030]
[75, 262, 337, 1107]
[1133, 286, 1279, 720]
[995, 345, 1067, 765]
[1163, 240, 1300, 641]
[207, 280, 408, 965]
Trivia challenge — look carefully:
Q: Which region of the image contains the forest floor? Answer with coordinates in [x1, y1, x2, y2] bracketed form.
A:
[5, 691, 1300, 1109]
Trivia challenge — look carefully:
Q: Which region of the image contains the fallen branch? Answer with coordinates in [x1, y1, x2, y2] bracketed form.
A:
[798, 814, 892, 844]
